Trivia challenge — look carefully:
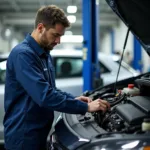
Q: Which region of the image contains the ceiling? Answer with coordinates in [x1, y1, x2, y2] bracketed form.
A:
[0, 0, 119, 36]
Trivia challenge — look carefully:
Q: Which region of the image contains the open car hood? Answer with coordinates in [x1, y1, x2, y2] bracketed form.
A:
[106, 0, 150, 56]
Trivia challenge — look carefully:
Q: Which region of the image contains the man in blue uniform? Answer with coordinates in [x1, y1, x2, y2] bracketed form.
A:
[3, 5, 110, 150]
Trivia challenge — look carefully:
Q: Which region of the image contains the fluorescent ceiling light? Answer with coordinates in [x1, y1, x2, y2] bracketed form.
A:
[61, 35, 83, 43]
[67, 6, 77, 13]
[5, 28, 11, 37]
[67, 15, 76, 23]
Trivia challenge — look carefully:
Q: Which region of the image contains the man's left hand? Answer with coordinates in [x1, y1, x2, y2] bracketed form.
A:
[75, 96, 92, 103]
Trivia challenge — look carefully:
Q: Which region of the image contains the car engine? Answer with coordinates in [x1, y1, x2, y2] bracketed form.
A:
[83, 73, 150, 134]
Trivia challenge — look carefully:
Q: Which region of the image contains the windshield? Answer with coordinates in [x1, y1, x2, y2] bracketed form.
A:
[115, 60, 140, 75]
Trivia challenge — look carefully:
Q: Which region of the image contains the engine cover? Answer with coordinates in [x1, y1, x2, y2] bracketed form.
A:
[100, 96, 150, 133]
[116, 96, 150, 125]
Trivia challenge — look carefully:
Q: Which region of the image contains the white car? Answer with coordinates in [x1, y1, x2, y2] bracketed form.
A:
[51, 49, 140, 96]
[0, 50, 140, 96]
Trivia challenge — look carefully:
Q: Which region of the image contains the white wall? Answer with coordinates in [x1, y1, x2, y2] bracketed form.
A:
[0, 22, 10, 52]
[101, 21, 133, 54]
[101, 20, 149, 73]
[0, 21, 23, 52]
[114, 21, 133, 55]
[101, 32, 111, 54]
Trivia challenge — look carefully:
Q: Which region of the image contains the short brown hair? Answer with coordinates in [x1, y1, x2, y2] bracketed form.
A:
[35, 5, 70, 29]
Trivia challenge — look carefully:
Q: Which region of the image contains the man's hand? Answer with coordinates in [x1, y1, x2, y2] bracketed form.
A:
[88, 99, 110, 112]
[75, 96, 92, 103]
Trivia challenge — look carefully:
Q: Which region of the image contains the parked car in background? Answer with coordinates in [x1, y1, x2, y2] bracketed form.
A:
[0, 50, 140, 148]
[0, 50, 140, 96]
[51, 49, 139, 96]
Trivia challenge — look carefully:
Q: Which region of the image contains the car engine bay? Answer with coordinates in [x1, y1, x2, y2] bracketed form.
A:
[53, 73, 150, 150]
[82, 73, 150, 135]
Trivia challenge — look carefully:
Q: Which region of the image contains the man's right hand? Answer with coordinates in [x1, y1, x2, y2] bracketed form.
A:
[88, 99, 110, 112]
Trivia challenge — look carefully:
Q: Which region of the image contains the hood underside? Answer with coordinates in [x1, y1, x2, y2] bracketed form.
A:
[106, 0, 150, 55]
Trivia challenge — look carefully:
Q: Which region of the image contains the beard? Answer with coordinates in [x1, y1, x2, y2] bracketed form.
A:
[39, 33, 56, 51]
[40, 38, 53, 51]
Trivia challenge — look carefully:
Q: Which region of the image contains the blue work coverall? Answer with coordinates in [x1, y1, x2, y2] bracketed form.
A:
[3, 34, 88, 150]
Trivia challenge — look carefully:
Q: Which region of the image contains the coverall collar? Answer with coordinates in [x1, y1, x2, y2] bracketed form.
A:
[26, 33, 49, 57]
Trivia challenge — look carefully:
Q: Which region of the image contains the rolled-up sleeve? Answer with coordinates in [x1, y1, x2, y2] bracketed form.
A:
[14, 51, 88, 114]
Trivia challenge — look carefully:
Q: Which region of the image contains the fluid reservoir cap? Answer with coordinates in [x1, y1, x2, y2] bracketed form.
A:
[128, 84, 134, 89]
[142, 118, 150, 131]
[144, 118, 150, 123]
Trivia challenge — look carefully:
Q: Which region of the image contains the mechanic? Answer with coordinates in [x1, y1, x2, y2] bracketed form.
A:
[3, 5, 110, 150]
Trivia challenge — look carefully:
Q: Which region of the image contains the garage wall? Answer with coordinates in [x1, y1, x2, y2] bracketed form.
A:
[0, 22, 24, 52]
[101, 20, 150, 73]
[101, 32, 111, 54]
[114, 21, 133, 55]
[101, 21, 133, 54]
[0, 22, 10, 53]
